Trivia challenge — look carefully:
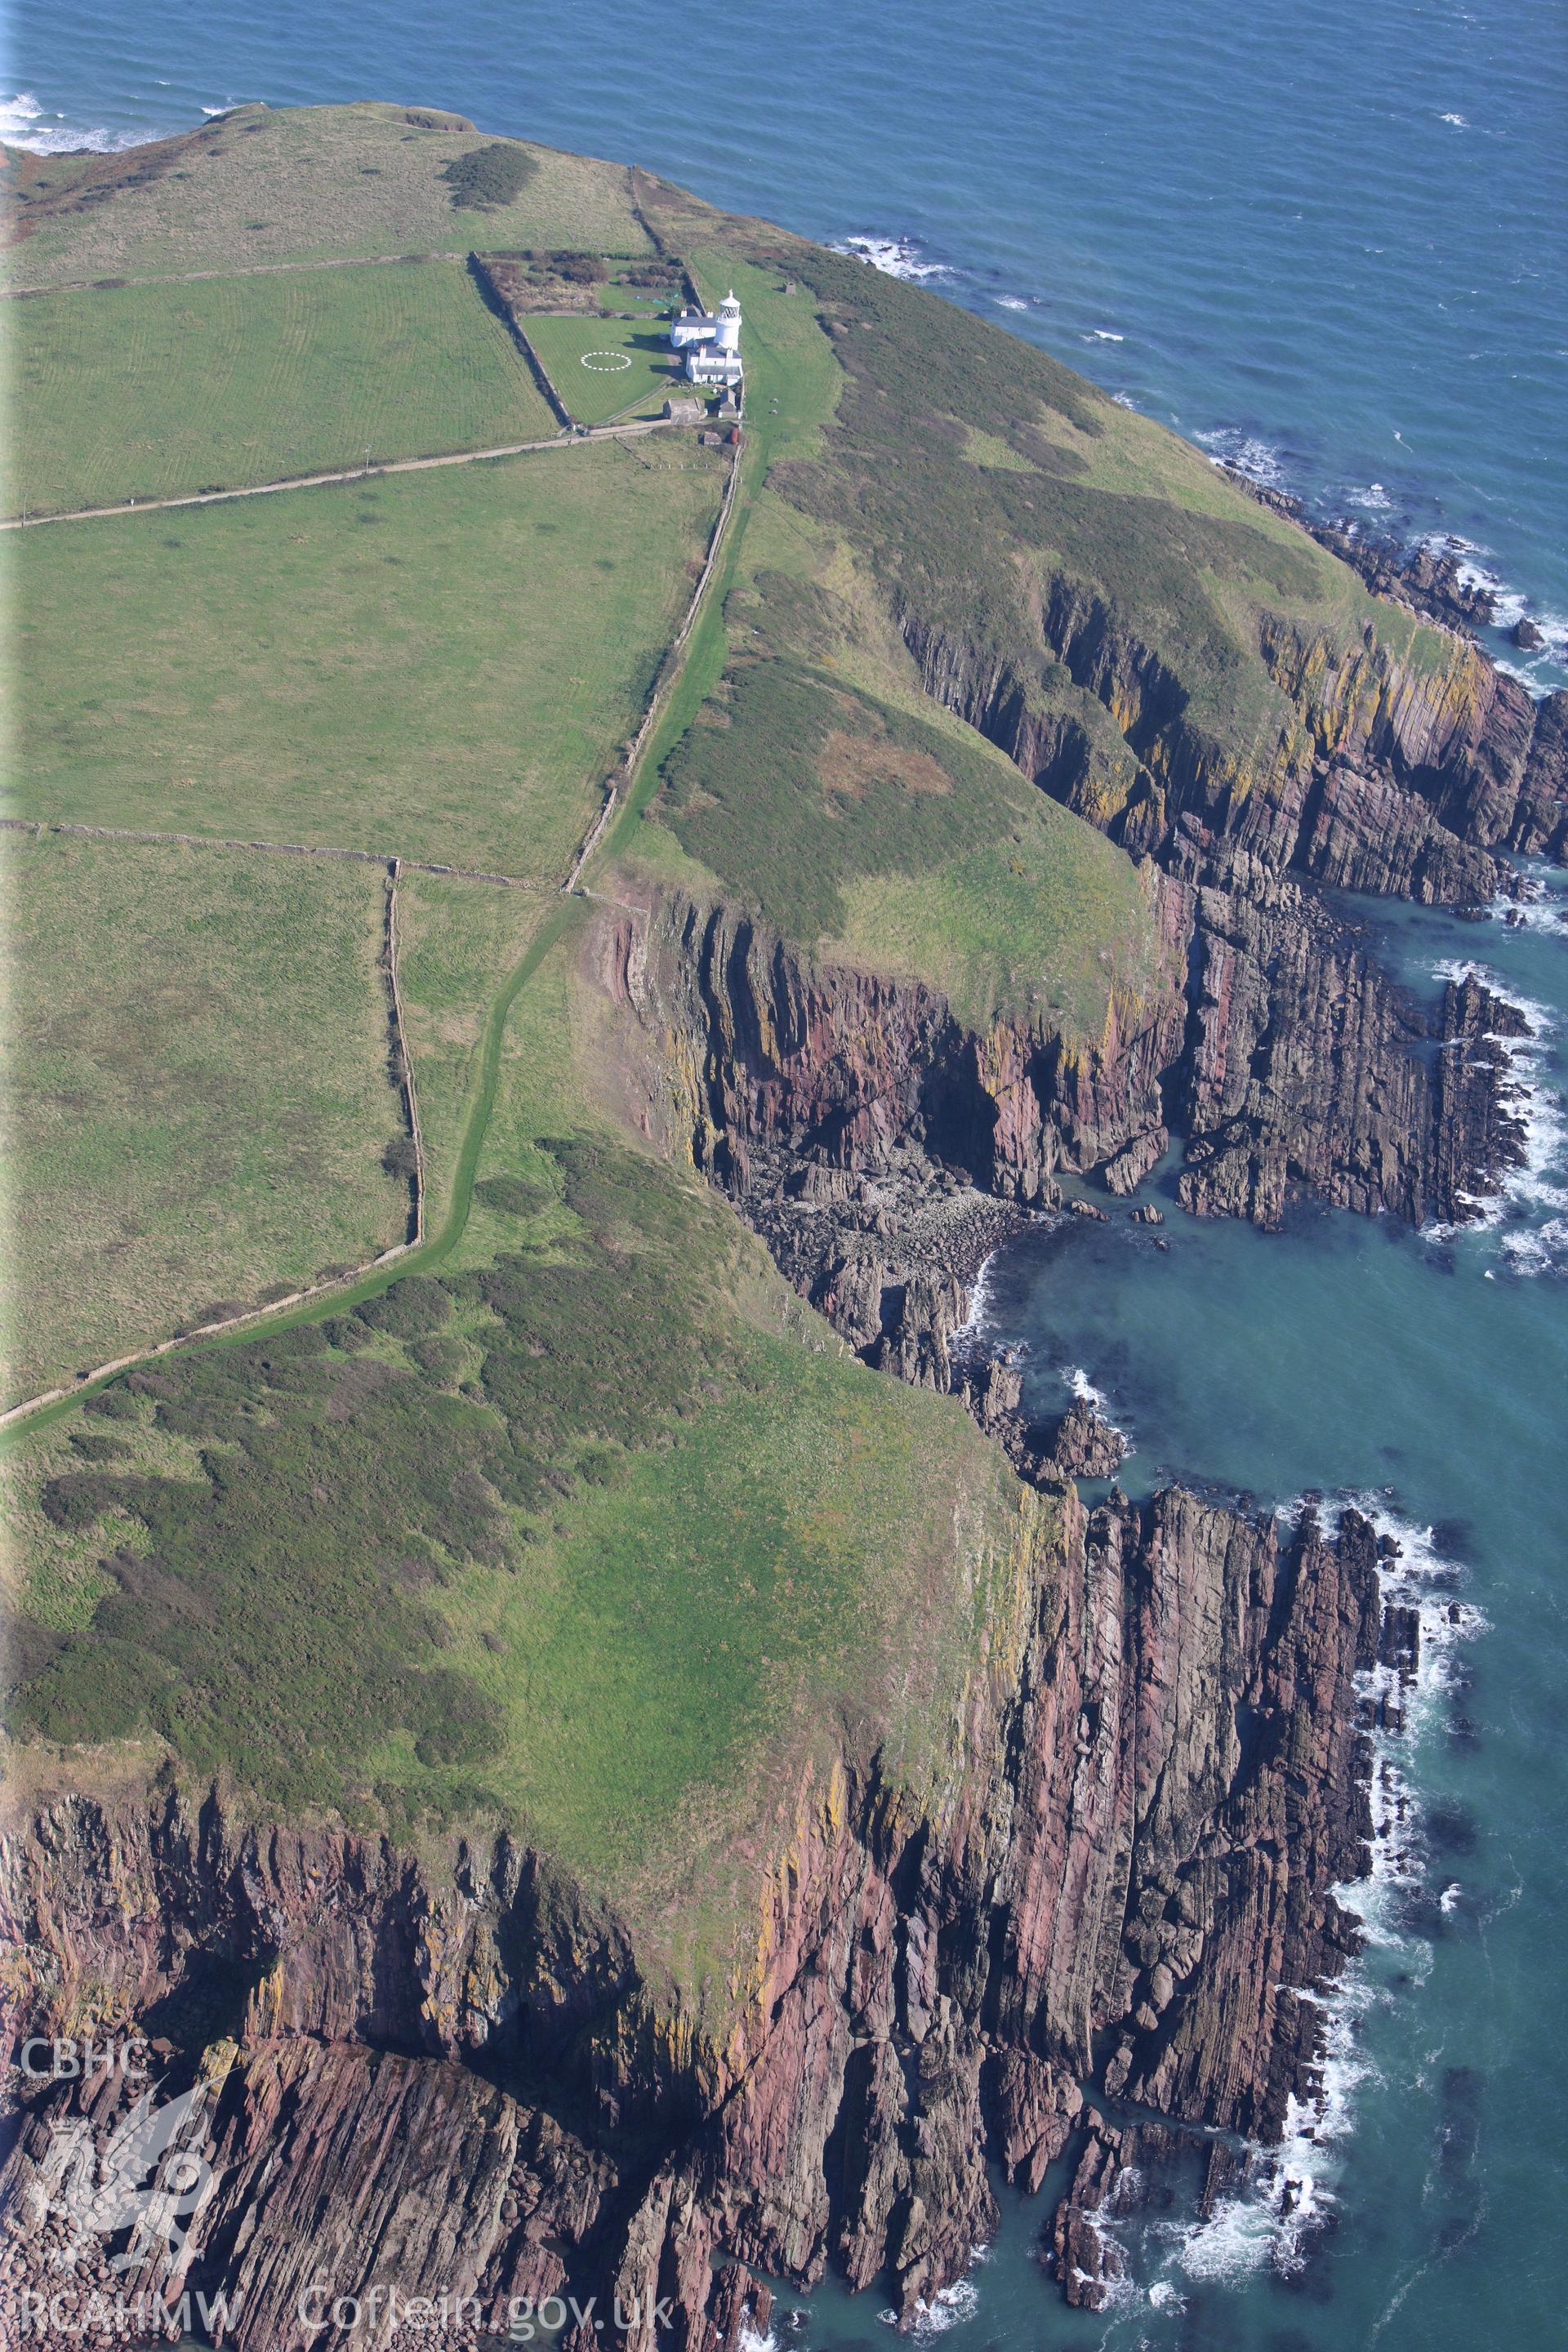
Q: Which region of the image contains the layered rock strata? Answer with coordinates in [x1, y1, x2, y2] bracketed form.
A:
[621, 889, 1532, 1276]
[898, 583, 1566, 893]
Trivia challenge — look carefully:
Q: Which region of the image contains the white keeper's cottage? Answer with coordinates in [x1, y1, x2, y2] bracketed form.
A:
[669, 289, 744, 390]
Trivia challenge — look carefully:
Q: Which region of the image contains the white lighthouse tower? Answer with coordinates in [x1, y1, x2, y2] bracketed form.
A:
[668, 288, 744, 391]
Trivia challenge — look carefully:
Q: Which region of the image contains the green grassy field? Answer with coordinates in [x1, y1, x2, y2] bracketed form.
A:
[630, 185, 1457, 814]
[12, 436, 727, 875]
[8, 260, 558, 514]
[522, 311, 683, 425]
[3, 830, 411, 1401]
[592, 253, 1169, 1040]
[392, 872, 555, 1232]
[2, 101, 652, 289]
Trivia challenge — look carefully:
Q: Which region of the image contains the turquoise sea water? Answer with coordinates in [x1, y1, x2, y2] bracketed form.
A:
[6, 3, 1566, 2344]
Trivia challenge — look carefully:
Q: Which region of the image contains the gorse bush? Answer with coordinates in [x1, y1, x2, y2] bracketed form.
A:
[441, 142, 537, 212]
[474, 1172, 556, 1218]
[760, 241, 1332, 766]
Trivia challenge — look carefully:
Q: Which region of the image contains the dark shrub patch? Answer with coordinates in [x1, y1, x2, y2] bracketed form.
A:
[661, 658, 997, 938]
[69, 1432, 132, 1463]
[474, 1173, 555, 1218]
[7, 1136, 737, 1815]
[84, 1385, 139, 1421]
[441, 142, 537, 212]
[12, 1334, 511, 1807]
[408, 1668, 505, 1767]
[547, 250, 599, 284]
[357, 1275, 452, 1339]
[321, 1315, 371, 1351]
[2, 1617, 65, 1686]
[20, 1637, 152, 1744]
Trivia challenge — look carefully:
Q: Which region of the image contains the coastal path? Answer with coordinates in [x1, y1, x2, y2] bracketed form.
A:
[2, 414, 678, 532]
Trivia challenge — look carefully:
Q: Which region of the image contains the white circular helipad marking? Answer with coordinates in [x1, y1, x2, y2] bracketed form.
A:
[580, 350, 633, 371]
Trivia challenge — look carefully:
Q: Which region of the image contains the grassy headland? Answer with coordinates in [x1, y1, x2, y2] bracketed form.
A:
[2, 923, 1045, 2000]
[619, 180, 1457, 871]
[2, 103, 1470, 2007]
[2, 101, 651, 288]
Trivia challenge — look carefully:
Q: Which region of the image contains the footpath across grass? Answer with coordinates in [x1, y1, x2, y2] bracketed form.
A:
[4, 830, 410, 1401]
[8, 260, 558, 515]
[13, 435, 728, 877]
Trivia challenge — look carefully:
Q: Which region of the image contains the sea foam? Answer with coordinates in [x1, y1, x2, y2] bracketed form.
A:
[948, 1250, 1004, 1357]
[0, 87, 149, 154]
[879, 2278, 981, 2336]
[835, 233, 951, 281]
[1062, 1364, 1134, 1449]
[1194, 425, 1290, 489]
[1426, 960, 1566, 1241]
[1151, 1497, 1484, 2293]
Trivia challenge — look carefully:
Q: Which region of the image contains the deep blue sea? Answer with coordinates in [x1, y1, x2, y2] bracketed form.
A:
[7, 4, 1566, 2345]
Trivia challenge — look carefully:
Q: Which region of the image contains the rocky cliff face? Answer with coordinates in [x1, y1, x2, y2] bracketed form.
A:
[1169, 865, 1532, 1227]
[881, 580, 1562, 1232]
[899, 591, 1566, 897]
[630, 895, 1187, 1214]
[619, 883, 1532, 1276]
[0, 1493, 1388, 2350]
[5, 746, 1526, 2352]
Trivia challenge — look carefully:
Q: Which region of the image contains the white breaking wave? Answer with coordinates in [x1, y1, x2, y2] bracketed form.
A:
[1499, 1214, 1568, 1277]
[1415, 536, 1568, 686]
[1194, 425, 1290, 490]
[835, 233, 951, 282]
[1062, 1364, 1133, 1450]
[1085, 327, 1125, 341]
[0, 87, 154, 154]
[1344, 480, 1394, 513]
[1155, 1498, 1484, 2292]
[1426, 960, 1566, 1241]
[1487, 881, 1568, 934]
[948, 1250, 1004, 1357]
[1439, 111, 1469, 127]
[996, 294, 1030, 312]
[879, 2278, 980, 2336]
